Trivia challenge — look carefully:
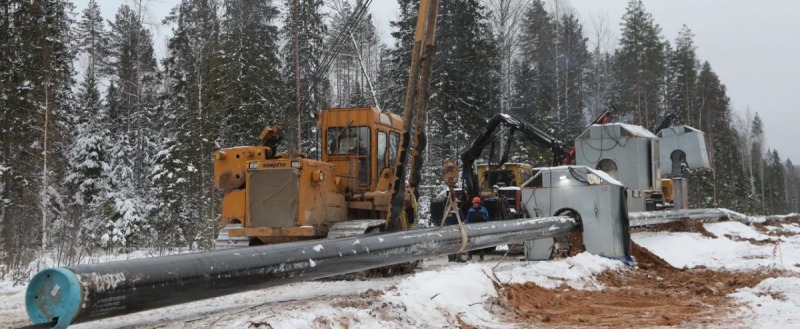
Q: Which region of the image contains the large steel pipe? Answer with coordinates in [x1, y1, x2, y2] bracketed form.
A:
[628, 208, 750, 227]
[26, 216, 576, 328]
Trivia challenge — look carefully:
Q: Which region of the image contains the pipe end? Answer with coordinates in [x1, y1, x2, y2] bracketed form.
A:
[26, 268, 81, 328]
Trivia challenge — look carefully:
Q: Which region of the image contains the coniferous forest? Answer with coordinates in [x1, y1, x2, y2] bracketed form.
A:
[1, 0, 798, 277]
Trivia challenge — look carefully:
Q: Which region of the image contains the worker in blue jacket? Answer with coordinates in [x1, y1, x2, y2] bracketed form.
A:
[466, 197, 489, 223]
[466, 197, 490, 260]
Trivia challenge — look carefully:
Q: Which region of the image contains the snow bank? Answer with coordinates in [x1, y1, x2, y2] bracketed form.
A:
[383, 263, 505, 328]
[730, 277, 800, 328]
[633, 221, 800, 271]
[495, 252, 624, 290]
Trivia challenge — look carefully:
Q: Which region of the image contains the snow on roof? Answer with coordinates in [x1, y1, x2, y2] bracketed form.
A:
[606, 123, 658, 138]
[577, 122, 658, 140]
[657, 125, 704, 138]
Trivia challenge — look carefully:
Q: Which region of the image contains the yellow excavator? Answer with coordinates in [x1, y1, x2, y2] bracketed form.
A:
[212, 0, 440, 258]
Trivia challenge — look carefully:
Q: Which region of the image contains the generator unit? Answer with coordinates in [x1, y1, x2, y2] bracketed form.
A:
[575, 123, 662, 212]
[520, 166, 631, 261]
[657, 125, 712, 209]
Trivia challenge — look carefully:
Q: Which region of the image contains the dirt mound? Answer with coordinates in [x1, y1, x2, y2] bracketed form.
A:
[498, 243, 788, 327]
[637, 218, 718, 238]
[631, 241, 673, 271]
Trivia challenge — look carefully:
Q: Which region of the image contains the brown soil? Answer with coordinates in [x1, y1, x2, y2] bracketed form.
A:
[634, 218, 718, 238]
[723, 234, 778, 246]
[455, 314, 475, 329]
[753, 219, 800, 237]
[497, 242, 788, 328]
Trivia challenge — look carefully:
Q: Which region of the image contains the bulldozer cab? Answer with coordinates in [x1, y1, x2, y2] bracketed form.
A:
[319, 106, 404, 195]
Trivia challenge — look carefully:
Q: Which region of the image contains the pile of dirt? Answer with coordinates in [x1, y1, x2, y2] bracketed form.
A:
[631, 241, 672, 271]
[497, 242, 787, 327]
[636, 218, 718, 238]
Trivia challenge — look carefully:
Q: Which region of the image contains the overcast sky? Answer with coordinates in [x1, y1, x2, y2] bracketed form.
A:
[75, 0, 800, 163]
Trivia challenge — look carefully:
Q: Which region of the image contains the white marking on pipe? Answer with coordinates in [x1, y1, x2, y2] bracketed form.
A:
[313, 244, 324, 252]
[309, 259, 316, 267]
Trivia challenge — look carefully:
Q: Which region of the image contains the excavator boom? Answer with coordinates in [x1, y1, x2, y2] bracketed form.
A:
[461, 113, 565, 200]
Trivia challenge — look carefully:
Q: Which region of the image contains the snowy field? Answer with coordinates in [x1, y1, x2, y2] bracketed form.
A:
[2, 218, 800, 328]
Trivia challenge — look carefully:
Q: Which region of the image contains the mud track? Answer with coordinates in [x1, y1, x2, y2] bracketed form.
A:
[497, 242, 787, 328]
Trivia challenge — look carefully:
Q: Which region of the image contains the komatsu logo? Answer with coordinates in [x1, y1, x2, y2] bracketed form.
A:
[263, 162, 287, 168]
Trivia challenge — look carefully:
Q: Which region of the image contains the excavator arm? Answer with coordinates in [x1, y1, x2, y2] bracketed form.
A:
[461, 113, 566, 200]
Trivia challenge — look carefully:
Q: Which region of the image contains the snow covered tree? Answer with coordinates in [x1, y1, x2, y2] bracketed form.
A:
[614, 0, 666, 129]
[154, 0, 224, 249]
[387, 0, 500, 187]
[513, 0, 556, 129]
[328, 0, 383, 108]
[552, 13, 590, 142]
[667, 25, 697, 126]
[103, 3, 161, 247]
[281, 0, 328, 155]
[75, 0, 108, 79]
[0, 0, 75, 273]
[487, 0, 525, 114]
[62, 70, 113, 260]
[219, 0, 283, 146]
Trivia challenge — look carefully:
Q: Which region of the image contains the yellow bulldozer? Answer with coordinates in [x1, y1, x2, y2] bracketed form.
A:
[211, 0, 441, 258]
[213, 107, 413, 247]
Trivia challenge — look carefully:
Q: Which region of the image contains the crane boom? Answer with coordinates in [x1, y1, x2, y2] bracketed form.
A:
[386, 0, 440, 231]
[461, 113, 566, 200]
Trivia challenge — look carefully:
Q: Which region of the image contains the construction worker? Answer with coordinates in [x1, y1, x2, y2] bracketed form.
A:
[466, 197, 489, 223]
[466, 197, 490, 261]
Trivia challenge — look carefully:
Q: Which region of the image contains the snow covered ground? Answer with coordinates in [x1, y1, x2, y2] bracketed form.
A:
[2, 219, 800, 328]
[634, 220, 800, 328]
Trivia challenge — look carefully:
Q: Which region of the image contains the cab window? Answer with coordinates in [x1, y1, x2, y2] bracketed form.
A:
[327, 126, 371, 186]
[378, 131, 388, 174]
[389, 131, 400, 166]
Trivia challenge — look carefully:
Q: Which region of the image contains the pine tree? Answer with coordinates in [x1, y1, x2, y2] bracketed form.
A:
[63, 71, 113, 258]
[553, 13, 590, 142]
[154, 0, 224, 249]
[763, 150, 787, 214]
[219, 0, 283, 146]
[75, 0, 107, 78]
[667, 25, 697, 125]
[104, 4, 161, 247]
[384, 0, 419, 114]
[513, 0, 555, 129]
[615, 0, 666, 129]
[281, 0, 328, 155]
[0, 0, 75, 271]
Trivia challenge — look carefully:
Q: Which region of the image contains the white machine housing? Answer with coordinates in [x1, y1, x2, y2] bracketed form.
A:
[657, 125, 711, 177]
[520, 166, 631, 261]
[575, 123, 661, 212]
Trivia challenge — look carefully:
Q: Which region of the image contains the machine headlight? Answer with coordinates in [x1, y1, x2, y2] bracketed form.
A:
[291, 161, 301, 169]
[248, 162, 258, 169]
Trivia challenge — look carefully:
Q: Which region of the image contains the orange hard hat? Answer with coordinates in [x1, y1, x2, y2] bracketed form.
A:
[472, 197, 481, 203]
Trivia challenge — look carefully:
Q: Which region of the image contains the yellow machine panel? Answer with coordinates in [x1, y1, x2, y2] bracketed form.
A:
[477, 163, 533, 196]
